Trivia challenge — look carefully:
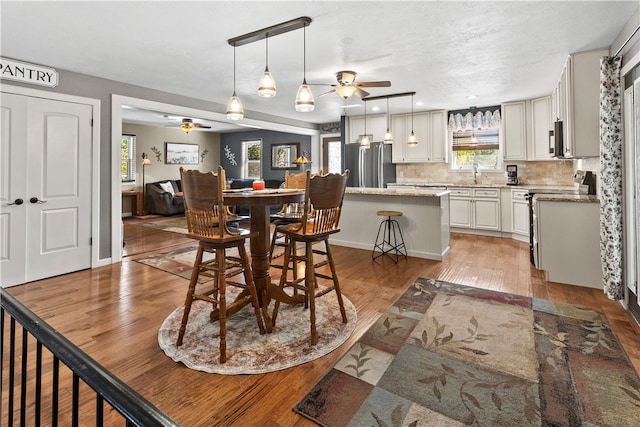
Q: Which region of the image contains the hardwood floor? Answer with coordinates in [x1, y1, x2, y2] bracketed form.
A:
[5, 218, 640, 426]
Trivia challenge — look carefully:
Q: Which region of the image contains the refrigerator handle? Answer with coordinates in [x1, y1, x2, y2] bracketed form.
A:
[359, 146, 365, 188]
[378, 143, 384, 188]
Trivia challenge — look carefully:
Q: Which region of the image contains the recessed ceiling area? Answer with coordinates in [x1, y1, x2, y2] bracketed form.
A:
[121, 107, 250, 133]
[2, 1, 637, 125]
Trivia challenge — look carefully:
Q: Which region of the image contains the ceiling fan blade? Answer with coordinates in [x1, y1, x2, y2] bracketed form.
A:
[355, 87, 370, 98]
[194, 124, 212, 129]
[356, 81, 391, 88]
[319, 88, 337, 97]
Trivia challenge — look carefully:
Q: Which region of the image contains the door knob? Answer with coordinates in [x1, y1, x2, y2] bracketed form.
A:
[29, 197, 47, 204]
[8, 198, 24, 205]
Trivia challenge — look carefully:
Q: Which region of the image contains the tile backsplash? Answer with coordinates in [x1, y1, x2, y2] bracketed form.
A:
[396, 159, 583, 187]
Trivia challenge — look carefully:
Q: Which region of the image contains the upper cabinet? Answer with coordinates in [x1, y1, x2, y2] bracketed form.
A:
[347, 114, 387, 144]
[529, 96, 553, 160]
[502, 101, 527, 161]
[553, 49, 607, 158]
[391, 110, 447, 163]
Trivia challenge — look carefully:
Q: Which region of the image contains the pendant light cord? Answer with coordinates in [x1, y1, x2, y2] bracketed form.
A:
[233, 45, 237, 94]
[302, 24, 307, 83]
[265, 34, 269, 69]
[411, 94, 414, 131]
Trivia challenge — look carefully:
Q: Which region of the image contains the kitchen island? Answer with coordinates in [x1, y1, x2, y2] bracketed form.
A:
[332, 187, 450, 260]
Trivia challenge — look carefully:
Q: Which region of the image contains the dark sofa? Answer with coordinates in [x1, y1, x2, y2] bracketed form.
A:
[145, 180, 184, 215]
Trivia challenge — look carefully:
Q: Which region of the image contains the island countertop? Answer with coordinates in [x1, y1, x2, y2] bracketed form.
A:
[345, 186, 450, 197]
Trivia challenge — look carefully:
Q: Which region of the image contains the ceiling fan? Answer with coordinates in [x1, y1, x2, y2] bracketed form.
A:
[173, 118, 211, 133]
[319, 71, 391, 99]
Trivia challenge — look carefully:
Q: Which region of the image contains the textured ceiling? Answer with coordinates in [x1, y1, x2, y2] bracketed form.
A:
[1, 1, 637, 131]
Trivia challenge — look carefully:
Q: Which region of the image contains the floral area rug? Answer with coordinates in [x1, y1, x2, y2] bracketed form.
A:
[158, 287, 357, 375]
[134, 242, 286, 283]
[136, 216, 189, 234]
[294, 278, 640, 426]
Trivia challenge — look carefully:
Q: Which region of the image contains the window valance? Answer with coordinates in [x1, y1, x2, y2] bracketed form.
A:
[448, 106, 501, 131]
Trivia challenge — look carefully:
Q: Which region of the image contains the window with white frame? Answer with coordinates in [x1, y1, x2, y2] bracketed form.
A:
[121, 134, 136, 182]
[242, 139, 262, 179]
[448, 107, 502, 171]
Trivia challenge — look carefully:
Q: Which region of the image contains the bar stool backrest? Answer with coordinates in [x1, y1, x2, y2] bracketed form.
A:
[301, 170, 349, 235]
[180, 166, 232, 239]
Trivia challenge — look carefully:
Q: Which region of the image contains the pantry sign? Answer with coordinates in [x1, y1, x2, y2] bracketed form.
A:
[0, 57, 58, 88]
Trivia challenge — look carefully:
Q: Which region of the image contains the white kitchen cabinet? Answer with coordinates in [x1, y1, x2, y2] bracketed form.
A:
[511, 189, 530, 237]
[502, 101, 527, 161]
[553, 49, 607, 158]
[536, 198, 602, 288]
[429, 110, 448, 162]
[449, 188, 473, 228]
[348, 114, 387, 144]
[449, 187, 500, 231]
[529, 96, 553, 160]
[391, 110, 447, 163]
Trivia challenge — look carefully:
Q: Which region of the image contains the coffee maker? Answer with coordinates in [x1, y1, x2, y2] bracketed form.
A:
[506, 164, 518, 185]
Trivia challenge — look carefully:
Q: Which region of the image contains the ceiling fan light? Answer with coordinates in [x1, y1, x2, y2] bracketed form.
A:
[407, 130, 418, 146]
[258, 67, 277, 97]
[295, 81, 315, 112]
[383, 128, 394, 144]
[335, 85, 357, 99]
[180, 121, 195, 133]
[226, 93, 244, 120]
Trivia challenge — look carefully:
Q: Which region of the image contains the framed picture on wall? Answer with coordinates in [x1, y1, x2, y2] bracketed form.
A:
[165, 142, 199, 165]
[271, 143, 300, 170]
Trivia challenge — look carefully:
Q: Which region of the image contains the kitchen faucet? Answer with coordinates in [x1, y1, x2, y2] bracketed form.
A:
[472, 161, 479, 184]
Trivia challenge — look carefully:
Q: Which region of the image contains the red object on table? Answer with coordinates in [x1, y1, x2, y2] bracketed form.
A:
[252, 180, 265, 190]
[223, 189, 304, 331]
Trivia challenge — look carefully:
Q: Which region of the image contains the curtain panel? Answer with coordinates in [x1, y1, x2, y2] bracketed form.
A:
[599, 56, 623, 300]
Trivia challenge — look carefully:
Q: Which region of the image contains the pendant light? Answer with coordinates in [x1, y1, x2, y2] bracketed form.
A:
[407, 94, 417, 146]
[295, 23, 314, 112]
[226, 45, 244, 120]
[258, 34, 276, 97]
[383, 97, 394, 144]
[360, 100, 370, 147]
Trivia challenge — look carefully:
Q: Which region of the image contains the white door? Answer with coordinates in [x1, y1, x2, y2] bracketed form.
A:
[1, 93, 93, 287]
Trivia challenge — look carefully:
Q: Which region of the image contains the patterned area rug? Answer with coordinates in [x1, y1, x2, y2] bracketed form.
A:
[295, 278, 640, 426]
[137, 216, 189, 234]
[134, 244, 285, 283]
[158, 287, 357, 375]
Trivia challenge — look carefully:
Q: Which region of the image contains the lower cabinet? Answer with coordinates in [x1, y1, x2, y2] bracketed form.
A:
[449, 188, 501, 231]
[511, 189, 530, 237]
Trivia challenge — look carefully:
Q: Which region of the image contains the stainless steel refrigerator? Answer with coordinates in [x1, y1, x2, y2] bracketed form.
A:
[344, 142, 396, 188]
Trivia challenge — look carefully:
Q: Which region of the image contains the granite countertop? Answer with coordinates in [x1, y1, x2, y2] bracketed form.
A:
[532, 193, 599, 203]
[346, 187, 450, 197]
[389, 182, 579, 192]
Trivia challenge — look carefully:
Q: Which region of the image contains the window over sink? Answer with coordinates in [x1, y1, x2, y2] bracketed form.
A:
[448, 106, 502, 172]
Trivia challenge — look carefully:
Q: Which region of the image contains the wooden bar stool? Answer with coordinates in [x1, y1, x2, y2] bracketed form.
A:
[372, 210, 407, 263]
[176, 166, 265, 364]
[271, 170, 350, 345]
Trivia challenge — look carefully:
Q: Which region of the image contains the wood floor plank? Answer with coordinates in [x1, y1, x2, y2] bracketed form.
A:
[3, 219, 640, 426]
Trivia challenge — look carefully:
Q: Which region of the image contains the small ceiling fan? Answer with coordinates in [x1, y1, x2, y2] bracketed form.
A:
[319, 71, 391, 99]
[172, 118, 211, 133]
